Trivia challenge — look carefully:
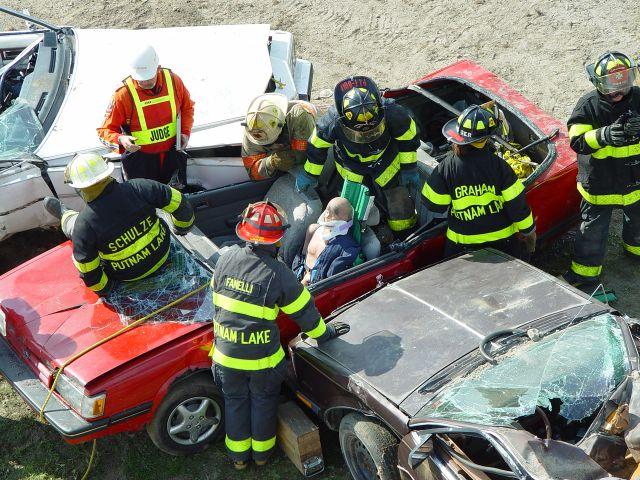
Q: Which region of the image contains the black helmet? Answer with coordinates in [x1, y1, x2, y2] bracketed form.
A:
[587, 51, 636, 97]
[442, 105, 498, 145]
[334, 76, 386, 144]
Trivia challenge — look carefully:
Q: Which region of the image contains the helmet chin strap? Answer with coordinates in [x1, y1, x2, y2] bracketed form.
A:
[605, 89, 630, 102]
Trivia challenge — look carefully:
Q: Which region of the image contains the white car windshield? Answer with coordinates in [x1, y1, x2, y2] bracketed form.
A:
[418, 314, 630, 427]
[0, 98, 44, 161]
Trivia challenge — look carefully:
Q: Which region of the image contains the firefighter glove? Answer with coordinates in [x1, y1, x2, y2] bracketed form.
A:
[519, 229, 537, 254]
[325, 321, 350, 341]
[295, 171, 318, 193]
[599, 118, 626, 147]
[269, 151, 296, 173]
[624, 114, 640, 139]
[172, 225, 192, 236]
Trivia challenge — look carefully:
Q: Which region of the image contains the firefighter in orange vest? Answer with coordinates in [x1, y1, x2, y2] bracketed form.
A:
[97, 45, 195, 184]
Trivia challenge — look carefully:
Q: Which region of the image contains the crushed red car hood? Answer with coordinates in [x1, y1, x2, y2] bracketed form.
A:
[0, 242, 207, 385]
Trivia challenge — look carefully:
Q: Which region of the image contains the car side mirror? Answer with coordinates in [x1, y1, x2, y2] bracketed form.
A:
[408, 431, 434, 469]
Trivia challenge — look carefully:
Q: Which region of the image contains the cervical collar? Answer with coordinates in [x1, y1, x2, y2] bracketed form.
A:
[318, 218, 353, 240]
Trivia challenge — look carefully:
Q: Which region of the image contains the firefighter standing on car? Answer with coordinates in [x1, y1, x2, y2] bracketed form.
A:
[97, 44, 195, 184]
[296, 76, 420, 237]
[422, 105, 537, 258]
[242, 93, 317, 180]
[210, 201, 349, 470]
[42, 153, 194, 296]
[563, 51, 640, 287]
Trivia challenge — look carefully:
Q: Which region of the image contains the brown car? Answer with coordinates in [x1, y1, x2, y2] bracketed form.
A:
[288, 249, 640, 480]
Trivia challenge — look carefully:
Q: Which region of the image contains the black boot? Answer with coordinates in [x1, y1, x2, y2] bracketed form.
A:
[561, 270, 600, 293]
[43, 196, 68, 220]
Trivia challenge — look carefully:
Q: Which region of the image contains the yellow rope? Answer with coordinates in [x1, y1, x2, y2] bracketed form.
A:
[80, 439, 97, 480]
[36, 283, 208, 479]
[39, 283, 208, 422]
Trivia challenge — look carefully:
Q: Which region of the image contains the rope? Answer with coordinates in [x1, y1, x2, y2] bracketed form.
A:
[39, 283, 208, 421]
[80, 439, 97, 480]
[36, 283, 208, 478]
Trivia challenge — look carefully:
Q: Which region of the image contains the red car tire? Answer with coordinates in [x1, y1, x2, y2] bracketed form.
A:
[146, 376, 224, 456]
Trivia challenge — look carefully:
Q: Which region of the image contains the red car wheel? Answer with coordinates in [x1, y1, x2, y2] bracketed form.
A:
[147, 376, 224, 455]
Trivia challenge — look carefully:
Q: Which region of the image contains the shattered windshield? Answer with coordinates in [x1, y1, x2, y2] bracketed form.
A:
[106, 240, 214, 325]
[418, 315, 630, 426]
[0, 98, 44, 161]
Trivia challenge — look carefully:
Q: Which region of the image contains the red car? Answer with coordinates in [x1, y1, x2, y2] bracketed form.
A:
[0, 61, 580, 456]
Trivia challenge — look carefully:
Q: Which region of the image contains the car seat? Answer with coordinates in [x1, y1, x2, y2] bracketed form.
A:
[264, 168, 323, 266]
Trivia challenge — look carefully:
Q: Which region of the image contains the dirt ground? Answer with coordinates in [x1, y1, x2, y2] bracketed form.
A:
[1, 1, 640, 479]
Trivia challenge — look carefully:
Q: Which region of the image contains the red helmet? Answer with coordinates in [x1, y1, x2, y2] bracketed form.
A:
[236, 201, 289, 244]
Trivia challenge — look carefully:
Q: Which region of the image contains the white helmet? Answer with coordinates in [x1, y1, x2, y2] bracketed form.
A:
[244, 93, 289, 145]
[64, 153, 115, 189]
[130, 45, 159, 81]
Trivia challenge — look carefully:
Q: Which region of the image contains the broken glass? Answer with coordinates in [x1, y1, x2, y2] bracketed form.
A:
[0, 98, 44, 161]
[105, 240, 214, 325]
[418, 315, 630, 426]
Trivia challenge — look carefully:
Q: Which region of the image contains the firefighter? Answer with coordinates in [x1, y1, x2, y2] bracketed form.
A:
[210, 200, 349, 469]
[242, 93, 317, 180]
[43, 153, 194, 296]
[97, 44, 195, 185]
[296, 76, 420, 237]
[563, 51, 640, 287]
[422, 105, 536, 258]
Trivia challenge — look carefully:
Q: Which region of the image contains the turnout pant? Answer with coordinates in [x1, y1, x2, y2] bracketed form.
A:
[368, 176, 417, 237]
[212, 361, 287, 463]
[121, 148, 187, 185]
[569, 199, 640, 282]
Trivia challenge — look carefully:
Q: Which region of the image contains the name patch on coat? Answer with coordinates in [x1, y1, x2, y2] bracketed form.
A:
[223, 276, 260, 297]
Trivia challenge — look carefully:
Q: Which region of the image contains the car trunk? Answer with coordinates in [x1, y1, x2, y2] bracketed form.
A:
[388, 76, 556, 187]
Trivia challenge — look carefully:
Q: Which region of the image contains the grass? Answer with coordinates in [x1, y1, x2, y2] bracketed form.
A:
[0, 378, 350, 480]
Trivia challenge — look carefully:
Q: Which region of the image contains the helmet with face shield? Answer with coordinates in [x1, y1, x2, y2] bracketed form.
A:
[587, 51, 637, 99]
[335, 76, 386, 144]
[243, 93, 288, 146]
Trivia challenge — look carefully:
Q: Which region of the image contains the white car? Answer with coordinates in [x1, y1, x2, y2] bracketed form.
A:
[0, 7, 313, 241]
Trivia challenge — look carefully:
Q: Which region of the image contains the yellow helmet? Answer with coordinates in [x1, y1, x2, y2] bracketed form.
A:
[244, 93, 288, 145]
[64, 153, 115, 189]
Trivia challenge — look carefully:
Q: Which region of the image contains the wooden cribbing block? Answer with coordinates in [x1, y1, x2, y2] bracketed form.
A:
[277, 401, 324, 476]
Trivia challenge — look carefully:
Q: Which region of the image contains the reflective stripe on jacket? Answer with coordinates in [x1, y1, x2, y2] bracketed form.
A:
[97, 68, 195, 155]
[125, 68, 177, 146]
[304, 100, 419, 187]
[71, 179, 194, 294]
[567, 86, 640, 206]
[422, 149, 535, 245]
[211, 244, 330, 370]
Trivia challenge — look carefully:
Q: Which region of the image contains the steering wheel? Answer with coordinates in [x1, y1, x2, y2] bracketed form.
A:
[535, 406, 552, 444]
